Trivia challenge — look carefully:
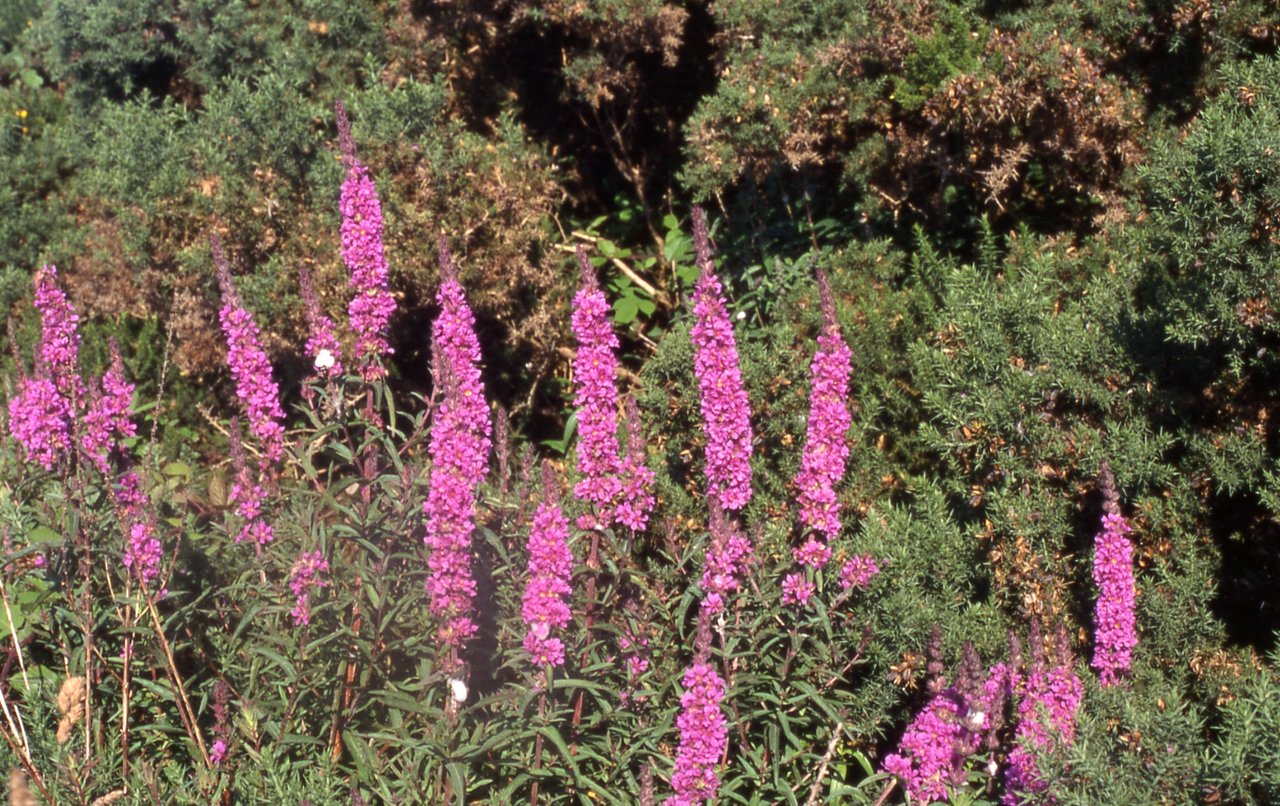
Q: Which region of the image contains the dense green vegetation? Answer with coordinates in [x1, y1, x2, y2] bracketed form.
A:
[3, 1, 1280, 803]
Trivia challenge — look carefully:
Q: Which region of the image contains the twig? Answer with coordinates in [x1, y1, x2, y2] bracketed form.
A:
[803, 722, 845, 806]
[560, 238, 659, 298]
[145, 593, 211, 766]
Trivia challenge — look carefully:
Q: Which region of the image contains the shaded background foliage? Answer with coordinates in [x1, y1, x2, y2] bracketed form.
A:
[4, 0, 1280, 803]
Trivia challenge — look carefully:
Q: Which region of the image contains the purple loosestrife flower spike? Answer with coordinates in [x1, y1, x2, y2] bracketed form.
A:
[615, 396, 656, 531]
[571, 246, 623, 522]
[1091, 462, 1137, 686]
[212, 235, 286, 464]
[33, 265, 82, 402]
[81, 340, 136, 473]
[8, 376, 72, 470]
[794, 269, 853, 542]
[882, 689, 970, 802]
[423, 239, 492, 655]
[690, 207, 753, 511]
[289, 550, 330, 626]
[298, 266, 343, 378]
[336, 100, 395, 380]
[839, 554, 880, 590]
[1003, 632, 1083, 805]
[699, 500, 753, 617]
[666, 659, 729, 805]
[227, 417, 274, 545]
[522, 464, 574, 668]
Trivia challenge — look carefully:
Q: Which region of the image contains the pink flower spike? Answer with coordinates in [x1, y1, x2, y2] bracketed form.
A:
[521, 466, 574, 669]
[8, 376, 72, 470]
[571, 247, 623, 517]
[839, 554, 880, 591]
[781, 571, 815, 608]
[689, 207, 754, 511]
[336, 100, 395, 380]
[665, 661, 728, 805]
[212, 235, 286, 464]
[794, 269, 853, 539]
[81, 340, 136, 473]
[1091, 466, 1137, 686]
[298, 265, 344, 378]
[33, 265, 82, 402]
[423, 240, 491, 657]
[289, 550, 330, 626]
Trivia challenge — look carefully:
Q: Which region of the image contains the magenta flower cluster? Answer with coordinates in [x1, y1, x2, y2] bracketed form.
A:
[839, 554, 880, 591]
[123, 519, 162, 585]
[1091, 511, 1136, 686]
[8, 377, 72, 470]
[883, 690, 971, 802]
[689, 207, 753, 511]
[781, 571, 815, 607]
[794, 275, 853, 541]
[699, 505, 753, 616]
[337, 101, 396, 380]
[1003, 654, 1082, 804]
[614, 411, 656, 532]
[522, 493, 574, 667]
[9, 266, 81, 470]
[884, 661, 1015, 801]
[81, 347, 136, 473]
[299, 266, 343, 378]
[666, 661, 728, 806]
[213, 240, 285, 464]
[423, 247, 491, 652]
[571, 250, 655, 531]
[34, 265, 82, 400]
[288, 550, 330, 626]
[571, 253, 623, 519]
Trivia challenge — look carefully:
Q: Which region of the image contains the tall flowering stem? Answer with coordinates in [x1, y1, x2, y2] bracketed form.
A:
[794, 269, 853, 545]
[522, 464, 574, 668]
[9, 266, 81, 469]
[212, 235, 286, 464]
[689, 207, 753, 511]
[336, 100, 396, 380]
[423, 239, 491, 659]
[1091, 462, 1137, 686]
[571, 247, 623, 523]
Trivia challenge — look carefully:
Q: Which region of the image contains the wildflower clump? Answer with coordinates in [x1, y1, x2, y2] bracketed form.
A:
[423, 239, 492, 655]
[689, 206, 753, 511]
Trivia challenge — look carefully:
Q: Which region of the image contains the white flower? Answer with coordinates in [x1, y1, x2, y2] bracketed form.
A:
[448, 677, 468, 704]
[314, 349, 336, 371]
[736, 310, 747, 321]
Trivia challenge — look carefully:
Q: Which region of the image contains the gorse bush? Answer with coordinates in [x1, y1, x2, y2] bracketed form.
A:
[4, 92, 1280, 806]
